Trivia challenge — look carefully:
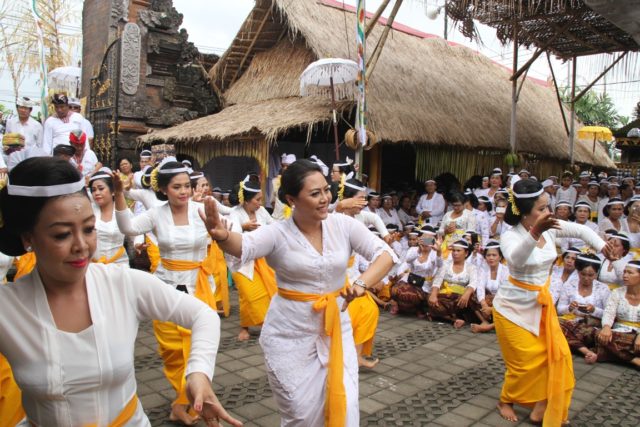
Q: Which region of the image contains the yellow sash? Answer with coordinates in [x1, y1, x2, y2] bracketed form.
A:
[631, 248, 640, 261]
[92, 246, 126, 264]
[618, 320, 640, 328]
[508, 276, 571, 426]
[83, 394, 138, 427]
[146, 236, 160, 273]
[441, 229, 464, 259]
[161, 251, 217, 310]
[211, 242, 230, 317]
[14, 252, 36, 280]
[560, 313, 577, 321]
[439, 280, 466, 295]
[277, 285, 348, 427]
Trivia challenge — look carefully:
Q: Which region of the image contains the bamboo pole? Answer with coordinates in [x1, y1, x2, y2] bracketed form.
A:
[366, 0, 403, 80]
[365, 0, 391, 38]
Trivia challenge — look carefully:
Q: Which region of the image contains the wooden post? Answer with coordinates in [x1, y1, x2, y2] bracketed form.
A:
[365, 0, 391, 38]
[330, 76, 340, 161]
[509, 23, 518, 155]
[569, 56, 577, 166]
[366, 0, 403, 80]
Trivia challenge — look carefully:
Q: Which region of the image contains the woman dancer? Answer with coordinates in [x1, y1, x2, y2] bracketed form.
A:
[202, 159, 395, 426]
[597, 260, 640, 368]
[493, 178, 614, 425]
[228, 177, 276, 341]
[0, 157, 238, 427]
[89, 168, 143, 265]
[114, 160, 219, 425]
[557, 254, 610, 364]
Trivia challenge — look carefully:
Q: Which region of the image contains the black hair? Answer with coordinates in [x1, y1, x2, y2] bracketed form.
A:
[562, 247, 580, 259]
[89, 171, 114, 193]
[465, 193, 479, 209]
[140, 165, 153, 190]
[477, 197, 492, 212]
[117, 156, 133, 169]
[342, 178, 366, 200]
[155, 161, 190, 201]
[602, 198, 624, 218]
[53, 144, 76, 156]
[504, 179, 544, 226]
[0, 157, 88, 256]
[230, 180, 261, 206]
[447, 191, 466, 205]
[465, 231, 479, 248]
[624, 199, 640, 216]
[611, 233, 631, 256]
[483, 244, 503, 260]
[333, 161, 355, 177]
[279, 159, 324, 206]
[189, 172, 208, 190]
[575, 254, 602, 274]
[450, 239, 472, 258]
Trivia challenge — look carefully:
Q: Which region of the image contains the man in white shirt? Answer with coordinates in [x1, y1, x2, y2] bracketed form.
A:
[5, 97, 43, 149]
[133, 150, 153, 188]
[416, 179, 446, 225]
[69, 130, 102, 177]
[42, 94, 87, 155]
[68, 97, 95, 147]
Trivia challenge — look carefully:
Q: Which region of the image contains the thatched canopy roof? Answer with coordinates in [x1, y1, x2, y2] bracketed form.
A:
[140, 0, 614, 167]
[447, 0, 640, 59]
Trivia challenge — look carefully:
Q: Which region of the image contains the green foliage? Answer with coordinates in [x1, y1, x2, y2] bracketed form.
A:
[561, 87, 623, 129]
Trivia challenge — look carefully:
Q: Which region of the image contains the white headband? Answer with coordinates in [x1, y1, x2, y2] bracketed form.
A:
[514, 188, 545, 199]
[158, 167, 189, 175]
[240, 175, 261, 193]
[190, 172, 205, 180]
[613, 233, 630, 242]
[451, 241, 469, 249]
[8, 177, 86, 197]
[89, 173, 111, 183]
[344, 181, 366, 192]
[576, 255, 603, 266]
[606, 199, 624, 206]
[626, 262, 640, 270]
[333, 156, 353, 167]
[565, 248, 581, 255]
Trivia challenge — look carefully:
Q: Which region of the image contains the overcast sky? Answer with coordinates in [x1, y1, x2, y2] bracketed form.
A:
[1, 0, 637, 119]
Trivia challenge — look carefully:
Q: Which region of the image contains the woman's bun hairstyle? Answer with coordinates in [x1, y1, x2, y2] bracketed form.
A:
[504, 179, 543, 226]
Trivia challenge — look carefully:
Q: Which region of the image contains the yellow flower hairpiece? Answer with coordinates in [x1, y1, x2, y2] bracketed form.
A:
[338, 173, 346, 201]
[238, 180, 245, 205]
[150, 167, 160, 192]
[508, 188, 520, 216]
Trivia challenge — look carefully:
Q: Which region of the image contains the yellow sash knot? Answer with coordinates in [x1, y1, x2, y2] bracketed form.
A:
[277, 285, 349, 427]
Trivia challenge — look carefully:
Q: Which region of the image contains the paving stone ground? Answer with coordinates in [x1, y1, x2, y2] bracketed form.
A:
[136, 289, 638, 426]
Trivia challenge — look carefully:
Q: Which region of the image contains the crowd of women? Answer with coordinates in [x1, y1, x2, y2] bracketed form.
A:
[0, 136, 639, 426]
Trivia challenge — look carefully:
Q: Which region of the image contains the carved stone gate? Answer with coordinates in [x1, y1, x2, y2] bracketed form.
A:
[89, 38, 120, 167]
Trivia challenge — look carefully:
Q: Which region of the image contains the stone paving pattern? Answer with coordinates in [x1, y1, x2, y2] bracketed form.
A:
[135, 289, 638, 426]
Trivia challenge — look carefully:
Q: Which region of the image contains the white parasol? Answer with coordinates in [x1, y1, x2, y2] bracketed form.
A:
[300, 58, 358, 160]
[48, 66, 81, 96]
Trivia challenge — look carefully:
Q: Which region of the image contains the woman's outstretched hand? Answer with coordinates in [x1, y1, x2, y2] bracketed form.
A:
[186, 372, 243, 427]
[200, 197, 230, 241]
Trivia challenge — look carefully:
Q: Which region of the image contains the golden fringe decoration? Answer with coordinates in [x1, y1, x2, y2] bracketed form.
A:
[338, 173, 346, 201]
[238, 181, 245, 205]
[150, 168, 160, 192]
[345, 129, 377, 151]
[508, 188, 520, 216]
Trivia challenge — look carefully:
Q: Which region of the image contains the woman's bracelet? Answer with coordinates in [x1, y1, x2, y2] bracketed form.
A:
[215, 229, 230, 243]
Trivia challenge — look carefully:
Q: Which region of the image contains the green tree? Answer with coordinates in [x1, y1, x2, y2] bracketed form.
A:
[561, 87, 623, 128]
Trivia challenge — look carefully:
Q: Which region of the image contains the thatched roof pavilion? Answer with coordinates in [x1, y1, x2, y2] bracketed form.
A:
[140, 0, 614, 186]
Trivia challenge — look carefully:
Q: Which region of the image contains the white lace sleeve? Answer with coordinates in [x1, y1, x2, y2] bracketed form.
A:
[432, 261, 448, 289]
[601, 288, 621, 327]
[475, 267, 487, 302]
[466, 264, 478, 289]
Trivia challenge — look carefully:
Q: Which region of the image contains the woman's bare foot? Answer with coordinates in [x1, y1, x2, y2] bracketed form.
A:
[529, 400, 547, 424]
[497, 402, 518, 422]
[470, 322, 495, 333]
[237, 328, 250, 341]
[169, 404, 199, 425]
[453, 319, 466, 329]
[584, 351, 598, 364]
[631, 357, 640, 368]
[358, 356, 379, 369]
